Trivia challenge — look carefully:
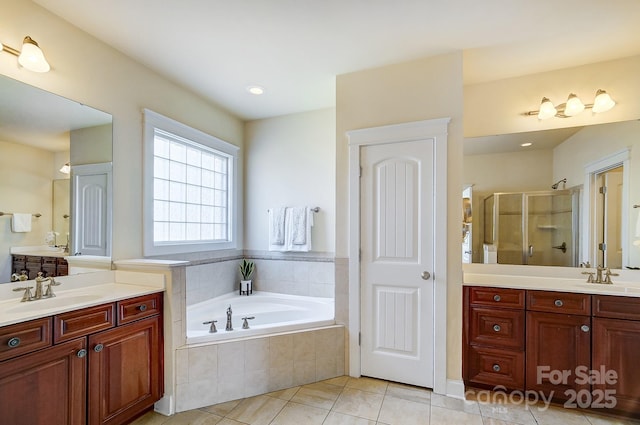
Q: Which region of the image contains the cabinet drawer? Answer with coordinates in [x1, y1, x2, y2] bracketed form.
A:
[467, 286, 525, 309]
[593, 295, 640, 320]
[54, 303, 115, 343]
[0, 317, 52, 362]
[466, 345, 524, 390]
[527, 290, 591, 315]
[117, 292, 162, 325]
[469, 307, 525, 349]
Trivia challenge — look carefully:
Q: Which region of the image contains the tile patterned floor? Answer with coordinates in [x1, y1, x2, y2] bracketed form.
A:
[132, 376, 640, 425]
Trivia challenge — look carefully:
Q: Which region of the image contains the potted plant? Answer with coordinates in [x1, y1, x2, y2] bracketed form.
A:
[239, 259, 255, 295]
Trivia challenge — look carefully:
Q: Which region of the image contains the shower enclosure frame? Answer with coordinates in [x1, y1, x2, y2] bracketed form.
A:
[484, 190, 580, 267]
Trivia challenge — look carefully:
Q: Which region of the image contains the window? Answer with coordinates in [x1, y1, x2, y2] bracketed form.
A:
[143, 109, 239, 255]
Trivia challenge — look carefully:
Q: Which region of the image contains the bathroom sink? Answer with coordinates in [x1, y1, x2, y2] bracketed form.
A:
[6, 294, 104, 313]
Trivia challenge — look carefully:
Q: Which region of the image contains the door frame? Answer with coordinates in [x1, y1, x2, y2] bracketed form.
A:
[347, 118, 450, 395]
[582, 148, 630, 267]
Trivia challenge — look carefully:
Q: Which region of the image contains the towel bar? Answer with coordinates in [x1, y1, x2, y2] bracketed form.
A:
[267, 207, 320, 213]
[0, 212, 42, 218]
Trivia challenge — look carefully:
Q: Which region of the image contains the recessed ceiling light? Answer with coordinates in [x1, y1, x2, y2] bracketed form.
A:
[246, 85, 265, 95]
[520, 142, 533, 147]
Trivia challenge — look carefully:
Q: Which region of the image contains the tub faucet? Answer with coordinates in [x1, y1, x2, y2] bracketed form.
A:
[225, 305, 233, 331]
[241, 316, 255, 329]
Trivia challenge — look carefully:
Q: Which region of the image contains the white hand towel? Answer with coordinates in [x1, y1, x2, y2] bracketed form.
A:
[268, 207, 287, 251]
[291, 207, 307, 245]
[285, 207, 314, 252]
[11, 213, 32, 232]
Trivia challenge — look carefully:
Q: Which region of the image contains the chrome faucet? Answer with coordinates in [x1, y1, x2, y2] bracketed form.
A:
[225, 305, 233, 331]
[241, 316, 255, 329]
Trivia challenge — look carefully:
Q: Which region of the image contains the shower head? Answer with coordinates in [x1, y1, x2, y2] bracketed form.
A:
[551, 178, 567, 190]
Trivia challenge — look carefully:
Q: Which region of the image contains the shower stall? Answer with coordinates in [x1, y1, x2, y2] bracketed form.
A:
[483, 190, 579, 266]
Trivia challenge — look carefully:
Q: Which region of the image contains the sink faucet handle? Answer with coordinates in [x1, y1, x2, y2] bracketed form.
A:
[44, 277, 61, 298]
[581, 271, 595, 283]
[604, 268, 619, 284]
[13, 286, 34, 302]
[241, 316, 255, 329]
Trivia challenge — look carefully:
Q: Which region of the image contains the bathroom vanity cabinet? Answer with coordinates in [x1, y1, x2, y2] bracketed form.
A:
[464, 285, 640, 418]
[463, 286, 526, 390]
[0, 292, 163, 425]
[591, 295, 640, 415]
[12, 254, 69, 278]
[525, 290, 591, 401]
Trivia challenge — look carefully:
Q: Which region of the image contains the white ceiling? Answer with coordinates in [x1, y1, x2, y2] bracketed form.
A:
[33, 0, 640, 121]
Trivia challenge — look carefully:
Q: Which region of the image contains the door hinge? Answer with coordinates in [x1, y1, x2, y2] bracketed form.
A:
[359, 166, 362, 177]
[599, 243, 607, 251]
[358, 332, 361, 346]
[599, 186, 607, 194]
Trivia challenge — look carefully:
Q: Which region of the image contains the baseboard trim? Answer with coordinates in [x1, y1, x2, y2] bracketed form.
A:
[446, 379, 466, 399]
[154, 395, 173, 416]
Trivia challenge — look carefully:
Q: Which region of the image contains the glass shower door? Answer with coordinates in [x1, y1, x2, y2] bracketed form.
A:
[495, 193, 524, 265]
[526, 192, 575, 266]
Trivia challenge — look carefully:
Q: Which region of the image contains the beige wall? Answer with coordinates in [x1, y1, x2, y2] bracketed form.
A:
[553, 120, 640, 266]
[244, 109, 336, 253]
[464, 55, 640, 137]
[0, 141, 54, 279]
[1, 0, 243, 261]
[70, 124, 112, 165]
[464, 149, 553, 193]
[336, 52, 465, 380]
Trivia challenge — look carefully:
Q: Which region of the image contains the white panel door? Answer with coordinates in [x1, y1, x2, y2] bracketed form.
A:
[360, 139, 434, 387]
[71, 163, 112, 256]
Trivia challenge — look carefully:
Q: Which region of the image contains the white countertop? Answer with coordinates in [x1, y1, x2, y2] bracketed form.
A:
[463, 264, 640, 297]
[10, 245, 68, 258]
[0, 270, 165, 327]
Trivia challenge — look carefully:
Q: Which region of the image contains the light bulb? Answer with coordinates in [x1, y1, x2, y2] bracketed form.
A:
[537, 97, 557, 120]
[59, 162, 71, 174]
[564, 93, 585, 117]
[17, 36, 50, 73]
[592, 89, 615, 113]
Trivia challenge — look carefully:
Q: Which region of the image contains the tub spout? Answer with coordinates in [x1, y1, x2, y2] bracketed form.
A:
[226, 305, 233, 331]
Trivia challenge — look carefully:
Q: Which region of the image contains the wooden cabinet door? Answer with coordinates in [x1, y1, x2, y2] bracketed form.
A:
[593, 317, 640, 415]
[87, 315, 162, 425]
[0, 338, 87, 425]
[526, 311, 591, 401]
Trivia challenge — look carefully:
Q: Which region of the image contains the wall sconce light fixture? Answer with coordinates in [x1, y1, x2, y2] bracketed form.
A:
[525, 89, 615, 120]
[0, 36, 50, 73]
[59, 162, 71, 174]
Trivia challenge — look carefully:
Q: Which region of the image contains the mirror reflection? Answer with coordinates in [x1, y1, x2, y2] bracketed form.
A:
[463, 120, 640, 269]
[0, 75, 112, 281]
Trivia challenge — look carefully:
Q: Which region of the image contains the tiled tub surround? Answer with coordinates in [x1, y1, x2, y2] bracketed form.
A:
[185, 255, 336, 307]
[117, 253, 340, 416]
[177, 255, 341, 412]
[175, 325, 345, 412]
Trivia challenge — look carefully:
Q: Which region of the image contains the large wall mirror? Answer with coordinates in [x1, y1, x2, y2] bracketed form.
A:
[0, 74, 112, 281]
[463, 119, 640, 270]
